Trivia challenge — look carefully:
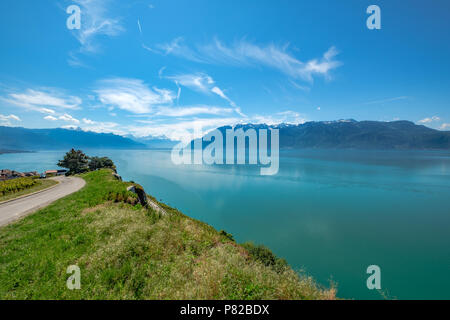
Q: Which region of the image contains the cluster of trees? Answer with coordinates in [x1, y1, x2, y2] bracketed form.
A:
[58, 149, 116, 175]
[88, 156, 115, 171]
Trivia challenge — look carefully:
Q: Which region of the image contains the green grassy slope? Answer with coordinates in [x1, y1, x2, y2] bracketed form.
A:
[0, 169, 335, 299]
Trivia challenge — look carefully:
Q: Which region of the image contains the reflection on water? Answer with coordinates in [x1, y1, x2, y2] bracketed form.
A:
[1, 149, 449, 299]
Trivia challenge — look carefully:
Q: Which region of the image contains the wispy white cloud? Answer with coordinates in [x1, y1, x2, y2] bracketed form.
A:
[0, 114, 21, 126]
[250, 110, 307, 125]
[154, 105, 235, 117]
[3, 114, 20, 121]
[302, 46, 340, 80]
[1, 88, 82, 111]
[67, 0, 124, 66]
[211, 86, 237, 107]
[167, 73, 214, 93]
[44, 115, 58, 121]
[418, 116, 440, 124]
[148, 37, 204, 63]
[68, 52, 89, 68]
[59, 117, 124, 135]
[79, 118, 124, 135]
[39, 108, 56, 114]
[59, 113, 80, 124]
[70, 0, 124, 54]
[82, 118, 95, 124]
[137, 19, 142, 35]
[95, 78, 176, 114]
[363, 96, 409, 105]
[165, 72, 238, 108]
[289, 80, 310, 92]
[129, 109, 306, 142]
[149, 38, 341, 82]
[416, 116, 450, 130]
[130, 117, 244, 142]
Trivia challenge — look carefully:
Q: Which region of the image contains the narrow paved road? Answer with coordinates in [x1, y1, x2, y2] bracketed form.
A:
[0, 176, 85, 227]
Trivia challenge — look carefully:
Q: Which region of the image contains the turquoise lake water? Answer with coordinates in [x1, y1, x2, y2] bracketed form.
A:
[1, 149, 449, 299]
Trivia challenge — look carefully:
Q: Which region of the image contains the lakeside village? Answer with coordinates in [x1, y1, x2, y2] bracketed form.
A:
[1, 149, 117, 182]
[0, 169, 67, 181]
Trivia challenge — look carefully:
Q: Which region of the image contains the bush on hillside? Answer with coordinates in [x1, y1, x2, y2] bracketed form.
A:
[89, 156, 116, 171]
[219, 230, 235, 242]
[241, 242, 288, 273]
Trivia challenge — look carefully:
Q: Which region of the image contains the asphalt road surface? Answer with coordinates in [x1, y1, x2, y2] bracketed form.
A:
[0, 176, 85, 227]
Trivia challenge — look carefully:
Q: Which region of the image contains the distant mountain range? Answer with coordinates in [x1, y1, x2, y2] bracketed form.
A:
[0, 126, 144, 151]
[212, 120, 450, 150]
[0, 149, 33, 155]
[1, 120, 449, 152]
[126, 135, 179, 149]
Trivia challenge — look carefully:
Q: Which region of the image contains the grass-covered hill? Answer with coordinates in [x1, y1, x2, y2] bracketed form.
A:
[0, 169, 335, 299]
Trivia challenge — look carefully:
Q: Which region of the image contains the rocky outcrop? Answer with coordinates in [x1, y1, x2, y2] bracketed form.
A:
[112, 173, 122, 181]
[126, 183, 166, 215]
[127, 185, 148, 207]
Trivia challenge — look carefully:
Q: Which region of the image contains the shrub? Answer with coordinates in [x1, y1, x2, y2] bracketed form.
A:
[89, 156, 116, 171]
[105, 190, 139, 206]
[241, 242, 288, 273]
[219, 230, 235, 242]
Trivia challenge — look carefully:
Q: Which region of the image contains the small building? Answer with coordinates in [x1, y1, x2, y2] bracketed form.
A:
[44, 170, 58, 177]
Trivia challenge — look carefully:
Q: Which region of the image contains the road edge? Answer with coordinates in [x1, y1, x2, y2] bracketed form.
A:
[0, 179, 61, 205]
[0, 177, 86, 228]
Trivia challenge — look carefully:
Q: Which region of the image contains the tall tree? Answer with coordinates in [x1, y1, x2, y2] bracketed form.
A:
[57, 149, 89, 174]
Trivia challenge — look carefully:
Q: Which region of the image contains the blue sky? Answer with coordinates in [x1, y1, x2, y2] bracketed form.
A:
[0, 0, 449, 140]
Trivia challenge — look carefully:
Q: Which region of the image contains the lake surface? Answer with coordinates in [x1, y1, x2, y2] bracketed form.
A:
[1, 149, 449, 299]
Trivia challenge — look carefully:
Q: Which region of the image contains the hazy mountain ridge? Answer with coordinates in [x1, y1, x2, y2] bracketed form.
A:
[214, 120, 450, 150]
[125, 135, 179, 149]
[2, 120, 449, 152]
[0, 126, 145, 150]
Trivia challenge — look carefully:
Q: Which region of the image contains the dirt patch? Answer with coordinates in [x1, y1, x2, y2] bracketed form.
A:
[81, 202, 111, 215]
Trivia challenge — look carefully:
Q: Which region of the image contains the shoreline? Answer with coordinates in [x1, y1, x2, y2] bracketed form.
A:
[0, 150, 34, 155]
